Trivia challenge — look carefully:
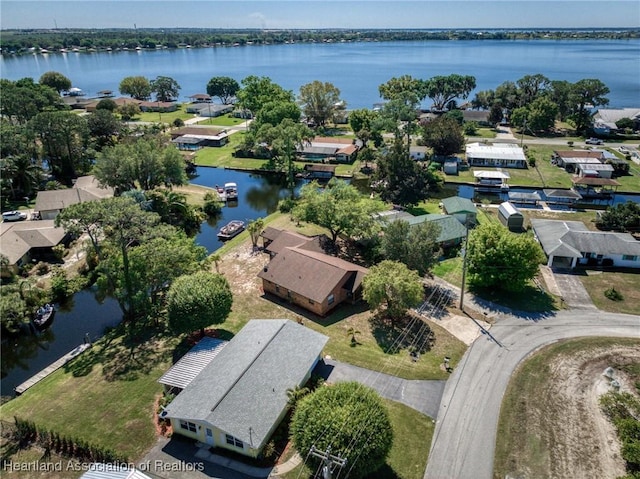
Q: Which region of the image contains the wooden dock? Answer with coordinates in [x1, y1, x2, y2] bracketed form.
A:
[15, 343, 92, 395]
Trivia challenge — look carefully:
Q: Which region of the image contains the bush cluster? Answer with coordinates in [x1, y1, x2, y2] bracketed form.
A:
[600, 392, 640, 475]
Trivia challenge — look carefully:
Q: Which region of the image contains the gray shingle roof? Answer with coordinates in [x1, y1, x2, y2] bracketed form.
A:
[158, 337, 228, 390]
[165, 320, 328, 450]
[0, 220, 67, 264]
[531, 219, 640, 258]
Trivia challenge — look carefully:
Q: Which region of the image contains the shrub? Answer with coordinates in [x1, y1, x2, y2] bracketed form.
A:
[278, 197, 295, 213]
[50, 267, 69, 302]
[604, 287, 624, 301]
[203, 192, 222, 216]
[35, 262, 50, 275]
[173, 118, 184, 127]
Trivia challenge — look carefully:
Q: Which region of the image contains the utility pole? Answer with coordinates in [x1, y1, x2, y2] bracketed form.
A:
[310, 446, 347, 479]
[459, 220, 470, 311]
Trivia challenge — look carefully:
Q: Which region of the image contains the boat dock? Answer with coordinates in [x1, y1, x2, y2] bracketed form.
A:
[14, 343, 92, 395]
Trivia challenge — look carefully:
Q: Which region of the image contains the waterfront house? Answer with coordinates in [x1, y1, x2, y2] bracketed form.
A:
[163, 319, 328, 458]
[462, 110, 491, 126]
[0, 220, 67, 273]
[34, 175, 114, 220]
[298, 137, 361, 164]
[84, 96, 142, 113]
[465, 142, 527, 168]
[170, 126, 229, 149]
[261, 228, 325, 258]
[592, 108, 640, 135]
[258, 230, 368, 316]
[188, 93, 212, 103]
[575, 162, 614, 179]
[138, 101, 178, 113]
[531, 219, 640, 269]
[553, 150, 605, 172]
[186, 103, 234, 117]
[441, 196, 478, 226]
[374, 211, 467, 249]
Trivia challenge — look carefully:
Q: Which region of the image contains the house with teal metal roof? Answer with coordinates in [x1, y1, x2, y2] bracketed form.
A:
[441, 196, 478, 226]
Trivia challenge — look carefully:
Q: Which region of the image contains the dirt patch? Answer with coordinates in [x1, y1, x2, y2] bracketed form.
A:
[497, 341, 640, 479]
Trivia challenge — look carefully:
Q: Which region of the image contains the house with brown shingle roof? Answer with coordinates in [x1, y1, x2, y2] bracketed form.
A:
[34, 175, 114, 220]
[257, 229, 367, 315]
[0, 220, 67, 272]
[297, 137, 362, 164]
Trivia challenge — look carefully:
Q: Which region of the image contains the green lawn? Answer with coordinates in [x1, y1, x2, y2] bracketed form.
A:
[0, 325, 176, 461]
[578, 269, 640, 315]
[281, 399, 434, 479]
[136, 104, 193, 124]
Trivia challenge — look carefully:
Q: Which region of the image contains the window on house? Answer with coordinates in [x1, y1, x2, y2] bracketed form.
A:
[327, 294, 335, 305]
[623, 255, 638, 261]
[225, 434, 243, 448]
[180, 420, 197, 433]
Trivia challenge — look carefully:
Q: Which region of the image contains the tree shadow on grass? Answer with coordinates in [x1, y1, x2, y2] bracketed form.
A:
[369, 311, 435, 355]
[364, 463, 400, 479]
[64, 321, 171, 382]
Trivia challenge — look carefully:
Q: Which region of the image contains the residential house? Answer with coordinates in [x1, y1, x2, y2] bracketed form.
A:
[80, 463, 152, 479]
[465, 142, 527, 168]
[138, 101, 178, 113]
[84, 96, 142, 113]
[258, 230, 368, 316]
[441, 196, 478, 226]
[374, 211, 467, 249]
[298, 137, 361, 164]
[592, 108, 640, 135]
[531, 218, 640, 269]
[553, 150, 605, 172]
[462, 110, 491, 126]
[34, 176, 114, 220]
[575, 162, 614, 179]
[261, 228, 325, 258]
[186, 103, 234, 117]
[163, 319, 328, 458]
[170, 126, 229, 149]
[0, 220, 68, 273]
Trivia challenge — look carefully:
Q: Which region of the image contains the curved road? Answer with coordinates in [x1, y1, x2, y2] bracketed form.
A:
[424, 309, 640, 479]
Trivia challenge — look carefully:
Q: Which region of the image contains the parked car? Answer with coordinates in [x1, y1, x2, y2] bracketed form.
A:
[618, 146, 630, 154]
[586, 137, 604, 145]
[2, 210, 28, 222]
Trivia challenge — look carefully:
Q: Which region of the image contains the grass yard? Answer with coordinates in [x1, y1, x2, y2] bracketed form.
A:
[281, 398, 434, 479]
[196, 115, 249, 128]
[0, 325, 176, 461]
[136, 104, 193, 124]
[578, 269, 640, 315]
[494, 337, 640, 479]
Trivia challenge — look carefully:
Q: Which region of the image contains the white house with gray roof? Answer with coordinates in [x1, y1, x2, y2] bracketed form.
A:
[163, 319, 328, 458]
[530, 219, 640, 269]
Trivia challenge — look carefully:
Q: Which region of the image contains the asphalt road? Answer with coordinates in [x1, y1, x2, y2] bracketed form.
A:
[424, 309, 640, 479]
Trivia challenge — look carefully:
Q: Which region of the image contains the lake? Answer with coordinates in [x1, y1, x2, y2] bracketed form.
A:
[1, 39, 639, 108]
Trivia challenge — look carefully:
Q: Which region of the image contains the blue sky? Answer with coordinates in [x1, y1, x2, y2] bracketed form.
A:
[1, 1, 639, 30]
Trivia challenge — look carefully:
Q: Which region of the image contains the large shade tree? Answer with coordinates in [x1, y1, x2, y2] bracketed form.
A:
[423, 74, 476, 111]
[421, 116, 465, 157]
[374, 138, 441, 207]
[151, 75, 181, 102]
[466, 223, 546, 293]
[39, 71, 72, 94]
[291, 381, 393, 479]
[569, 78, 610, 135]
[93, 136, 187, 191]
[380, 219, 441, 276]
[119, 76, 152, 100]
[0, 78, 65, 125]
[362, 260, 423, 322]
[236, 75, 294, 115]
[294, 178, 382, 245]
[206, 76, 240, 104]
[30, 110, 91, 183]
[167, 271, 233, 335]
[298, 80, 343, 127]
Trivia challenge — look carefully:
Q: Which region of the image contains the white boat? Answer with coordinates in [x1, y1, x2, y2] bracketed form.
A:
[217, 220, 245, 240]
[224, 182, 238, 200]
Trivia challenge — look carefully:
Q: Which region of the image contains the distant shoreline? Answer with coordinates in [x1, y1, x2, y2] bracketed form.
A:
[2, 28, 639, 56]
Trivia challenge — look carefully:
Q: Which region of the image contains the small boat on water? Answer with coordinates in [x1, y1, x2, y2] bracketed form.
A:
[217, 220, 245, 240]
[33, 303, 55, 330]
[224, 182, 238, 200]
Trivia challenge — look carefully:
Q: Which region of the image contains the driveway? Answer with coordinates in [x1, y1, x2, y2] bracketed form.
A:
[552, 270, 597, 310]
[424, 309, 640, 479]
[315, 358, 446, 419]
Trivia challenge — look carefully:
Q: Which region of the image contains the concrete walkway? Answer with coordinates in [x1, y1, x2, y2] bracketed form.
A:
[552, 269, 597, 310]
[314, 358, 446, 419]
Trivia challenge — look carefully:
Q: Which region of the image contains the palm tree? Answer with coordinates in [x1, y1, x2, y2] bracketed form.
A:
[5, 155, 43, 198]
[347, 326, 361, 344]
[247, 217, 265, 249]
[210, 253, 222, 274]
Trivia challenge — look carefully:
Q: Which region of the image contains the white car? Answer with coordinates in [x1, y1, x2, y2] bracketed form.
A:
[585, 138, 604, 145]
[2, 210, 28, 222]
[618, 146, 629, 154]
